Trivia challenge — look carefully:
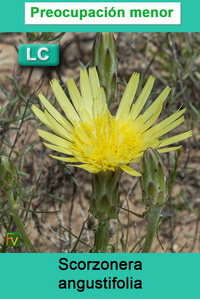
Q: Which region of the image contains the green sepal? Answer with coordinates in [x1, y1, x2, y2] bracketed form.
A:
[90, 170, 122, 221]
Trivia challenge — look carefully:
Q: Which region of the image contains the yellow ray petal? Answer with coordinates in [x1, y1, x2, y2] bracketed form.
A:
[152, 116, 184, 139]
[131, 114, 145, 133]
[97, 88, 107, 115]
[38, 93, 74, 133]
[129, 76, 155, 121]
[120, 165, 141, 176]
[116, 73, 140, 120]
[75, 107, 93, 125]
[69, 164, 100, 173]
[80, 68, 93, 116]
[157, 146, 181, 153]
[32, 105, 53, 129]
[43, 143, 72, 155]
[44, 110, 72, 140]
[74, 126, 92, 144]
[37, 129, 71, 148]
[139, 101, 163, 133]
[67, 78, 82, 112]
[90, 90, 107, 118]
[138, 138, 160, 152]
[143, 86, 171, 120]
[93, 97, 103, 117]
[50, 155, 79, 162]
[143, 108, 186, 138]
[89, 67, 100, 99]
[98, 87, 107, 105]
[158, 131, 192, 147]
[50, 79, 80, 124]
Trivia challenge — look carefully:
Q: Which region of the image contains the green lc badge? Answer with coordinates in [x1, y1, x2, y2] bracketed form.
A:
[18, 44, 59, 66]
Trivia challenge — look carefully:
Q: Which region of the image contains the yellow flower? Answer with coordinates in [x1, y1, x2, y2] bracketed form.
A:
[32, 67, 192, 176]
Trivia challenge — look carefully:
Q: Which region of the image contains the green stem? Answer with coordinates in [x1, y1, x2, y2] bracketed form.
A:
[7, 191, 37, 253]
[142, 207, 161, 253]
[93, 220, 109, 253]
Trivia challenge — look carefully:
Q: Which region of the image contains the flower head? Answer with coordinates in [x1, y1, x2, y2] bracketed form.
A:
[32, 67, 192, 176]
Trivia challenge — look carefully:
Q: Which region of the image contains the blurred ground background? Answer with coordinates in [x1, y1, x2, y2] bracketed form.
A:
[0, 32, 200, 253]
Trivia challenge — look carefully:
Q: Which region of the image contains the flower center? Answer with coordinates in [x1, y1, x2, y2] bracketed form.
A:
[72, 111, 141, 171]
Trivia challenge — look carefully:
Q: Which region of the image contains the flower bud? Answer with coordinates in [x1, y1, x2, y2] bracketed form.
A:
[92, 32, 118, 105]
[0, 156, 18, 193]
[140, 148, 167, 207]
